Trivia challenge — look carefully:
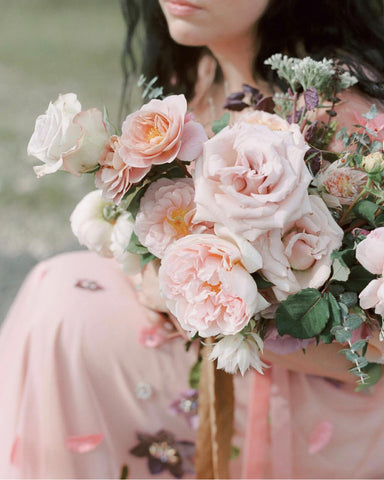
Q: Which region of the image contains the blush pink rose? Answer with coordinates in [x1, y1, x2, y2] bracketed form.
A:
[95, 135, 149, 204]
[359, 277, 384, 317]
[158, 234, 269, 338]
[28, 93, 108, 178]
[356, 227, 384, 275]
[134, 178, 212, 258]
[193, 121, 312, 241]
[253, 195, 344, 301]
[119, 94, 207, 169]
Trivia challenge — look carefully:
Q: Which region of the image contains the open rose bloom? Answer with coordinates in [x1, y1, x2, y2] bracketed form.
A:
[158, 234, 269, 338]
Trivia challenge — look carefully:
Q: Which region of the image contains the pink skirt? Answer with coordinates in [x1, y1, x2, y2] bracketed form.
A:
[1, 251, 384, 478]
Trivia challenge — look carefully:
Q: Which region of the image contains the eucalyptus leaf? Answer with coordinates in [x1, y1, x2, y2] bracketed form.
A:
[362, 104, 378, 120]
[355, 363, 382, 391]
[339, 349, 359, 362]
[339, 292, 357, 308]
[331, 325, 352, 343]
[350, 339, 367, 352]
[275, 289, 329, 339]
[344, 314, 363, 330]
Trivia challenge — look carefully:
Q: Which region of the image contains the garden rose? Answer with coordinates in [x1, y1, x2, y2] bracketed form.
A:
[158, 234, 269, 337]
[254, 195, 344, 301]
[28, 93, 108, 178]
[356, 227, 384, 275]
[119, 95, 207, 169]
[95, 135, 150, 204]
[110, 212, 141, 275]
[316, 160, 367, 208]
[70, 190, 115, 257]
[135, 178, 212, 258]
[193, 121, 312, 241]
[359, 277, 384, 317]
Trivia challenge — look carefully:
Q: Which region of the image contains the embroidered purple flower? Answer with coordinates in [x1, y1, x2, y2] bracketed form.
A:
[130, 429, 194, 478]
[169, 390, 199, 430]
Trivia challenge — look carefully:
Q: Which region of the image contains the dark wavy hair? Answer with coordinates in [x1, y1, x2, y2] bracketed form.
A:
[119, 0, 384, 117]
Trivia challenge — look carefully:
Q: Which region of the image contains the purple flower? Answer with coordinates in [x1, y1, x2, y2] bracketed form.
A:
[169, 390, 199, 430]
[130, 429, 194, 478]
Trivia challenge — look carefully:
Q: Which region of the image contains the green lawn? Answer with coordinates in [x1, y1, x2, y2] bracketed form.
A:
[0, 0, 128, 258]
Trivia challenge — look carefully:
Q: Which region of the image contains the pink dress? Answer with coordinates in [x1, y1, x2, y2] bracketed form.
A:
[2, 251, 384, 479]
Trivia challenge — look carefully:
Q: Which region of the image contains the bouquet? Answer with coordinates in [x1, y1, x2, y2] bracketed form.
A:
[28, 55, 384, 476]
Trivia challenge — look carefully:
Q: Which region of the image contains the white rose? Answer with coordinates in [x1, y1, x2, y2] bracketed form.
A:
[28, 93, 108, 178]
[254, 195, 344, 301]
[70, 190, 115, 257]
[110, 212, 141, 275]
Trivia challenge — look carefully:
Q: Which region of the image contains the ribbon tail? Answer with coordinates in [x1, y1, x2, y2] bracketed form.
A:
[196, 338, 234, 479]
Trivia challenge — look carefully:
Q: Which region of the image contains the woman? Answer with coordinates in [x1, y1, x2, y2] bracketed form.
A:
[1, 0, 384, 478]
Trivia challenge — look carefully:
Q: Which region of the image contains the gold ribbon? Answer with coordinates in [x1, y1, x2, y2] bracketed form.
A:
[196, 338, 234, 479]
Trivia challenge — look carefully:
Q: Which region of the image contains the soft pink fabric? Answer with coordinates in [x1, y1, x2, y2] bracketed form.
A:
[0, 252, 250, 478]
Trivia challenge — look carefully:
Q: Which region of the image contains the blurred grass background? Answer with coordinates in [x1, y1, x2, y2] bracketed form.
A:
[0, 0, 128, 319]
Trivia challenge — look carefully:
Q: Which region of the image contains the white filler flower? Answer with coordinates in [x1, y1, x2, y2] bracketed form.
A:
[209, 332, 267, 376]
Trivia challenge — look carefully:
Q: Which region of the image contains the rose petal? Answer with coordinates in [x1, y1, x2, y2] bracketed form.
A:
[178, 120, 207, 161]
[66, 434, 104, 453]
[308, 420, 334, 454]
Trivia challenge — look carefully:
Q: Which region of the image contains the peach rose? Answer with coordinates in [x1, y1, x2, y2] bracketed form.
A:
[119, 95, 207, 169]
[158, 234, 269, 338]
[28, 93, 108, 178]
[253, 195, 343, 301]
[95, 135, 149, 205]
[134, 178, 212, 258]
[356, 227, 384, 275]
[193, 121, 312, 241]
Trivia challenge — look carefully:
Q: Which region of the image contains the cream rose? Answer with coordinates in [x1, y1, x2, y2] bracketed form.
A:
[70, 190, 115, 257]
[193, 121, 312, 241]
[119, 94, 207, 169]
[359, 277, 384, 317]
[110, 212, 141, 275]
[253, 195, 344, 301]
[28, 93, 108, 178]
[158, 234, 269, 338]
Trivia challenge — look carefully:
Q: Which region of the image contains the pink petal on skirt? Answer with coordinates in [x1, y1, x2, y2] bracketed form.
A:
[308, 420, 334, 454]
[66, 434, 104, 453]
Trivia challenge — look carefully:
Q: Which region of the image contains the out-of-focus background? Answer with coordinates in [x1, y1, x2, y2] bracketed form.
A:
[0, 0, 128, 320]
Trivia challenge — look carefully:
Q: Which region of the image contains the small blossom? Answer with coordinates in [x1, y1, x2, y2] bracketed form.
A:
[316, 160, 367, 207]
[169, 390, 199, 430]
[70, 190, 116, 257]
[209, 332, 267, 376]
[361, 152, 384, 174]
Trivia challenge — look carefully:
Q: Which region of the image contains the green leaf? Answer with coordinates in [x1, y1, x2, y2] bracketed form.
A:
[120, 464, 129, 480]
[320, 292, 342, 343]
[344, 314, 363, 330]
[127, 231, 150, 255]
[339, 292, 357, 308]
[350, 339, 367, 352]
[275, 289, 330, 339]
[140, 252, 157, 268]
[230, 446, 240, 460]
[331, 325, 352, 343]
[339, 349, 359, 362]
[252, 272, 274, 289]
[331, 257, 350, 282]
[362, 104, 378, 120]
[353, 200, 378, 226]
[355, 363, 383, 391]
[212, 112, 230, 135]
[347, 265, 376, 293]
[189, 359, 202, 389]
